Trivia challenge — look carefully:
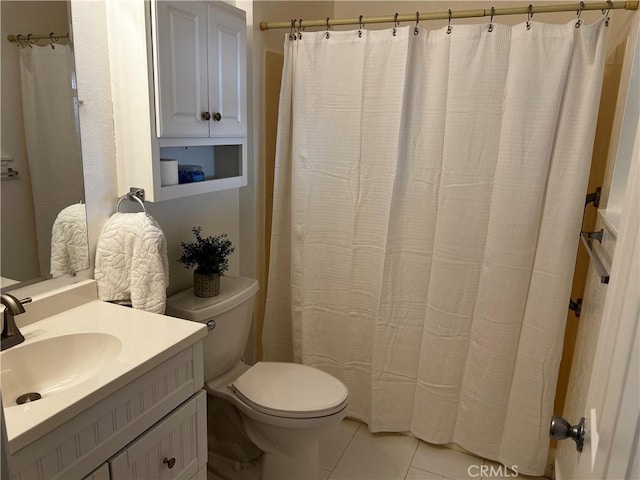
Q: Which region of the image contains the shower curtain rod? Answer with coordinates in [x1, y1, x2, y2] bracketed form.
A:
[259, 1, 638, 30]
[7, 33, 69, 43]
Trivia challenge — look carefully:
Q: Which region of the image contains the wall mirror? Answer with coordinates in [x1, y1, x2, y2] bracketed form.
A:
[1, 0, 88, 291]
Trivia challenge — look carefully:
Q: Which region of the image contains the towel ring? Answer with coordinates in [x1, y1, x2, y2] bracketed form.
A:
[116, 192, 147, 214]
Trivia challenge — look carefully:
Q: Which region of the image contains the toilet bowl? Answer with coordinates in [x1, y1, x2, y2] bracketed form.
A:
[166, 276, 349, 479]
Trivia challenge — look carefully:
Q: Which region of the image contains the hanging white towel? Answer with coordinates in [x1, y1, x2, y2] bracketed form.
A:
[50, 203, 89, 277]
[95, 212, 169, 314]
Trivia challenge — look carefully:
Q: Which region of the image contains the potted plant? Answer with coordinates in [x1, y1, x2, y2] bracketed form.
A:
[178, 227, 235, 297]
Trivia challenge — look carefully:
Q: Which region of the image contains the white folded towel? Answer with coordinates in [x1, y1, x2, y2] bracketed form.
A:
[94, 212, 169, 314]
[50, 203, 90, 277]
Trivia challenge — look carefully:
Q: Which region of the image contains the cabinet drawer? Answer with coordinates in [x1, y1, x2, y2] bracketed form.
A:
[110, 390, 207, 479]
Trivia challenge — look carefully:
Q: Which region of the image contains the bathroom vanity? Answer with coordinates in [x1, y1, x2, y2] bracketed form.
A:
[2, 281, 208, 479]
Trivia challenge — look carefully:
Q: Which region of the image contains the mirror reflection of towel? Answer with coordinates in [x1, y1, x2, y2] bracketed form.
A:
[50, 203, 89, 277]
[94, 212, 169, 314]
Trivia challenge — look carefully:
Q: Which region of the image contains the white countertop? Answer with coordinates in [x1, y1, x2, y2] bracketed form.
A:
[2, 300, 206, 453]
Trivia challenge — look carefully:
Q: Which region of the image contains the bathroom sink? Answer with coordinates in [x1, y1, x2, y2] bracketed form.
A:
[1, 332, 122, 407]
[1, 294, 206, 454]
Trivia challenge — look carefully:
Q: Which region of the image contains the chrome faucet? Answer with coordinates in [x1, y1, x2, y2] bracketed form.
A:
[1, 293, 31, 351]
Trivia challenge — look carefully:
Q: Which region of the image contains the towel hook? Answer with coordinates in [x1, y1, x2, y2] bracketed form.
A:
[358, 15, 364, 37]
[116, 188, 148, 214]
[526, 4, 533, 30]
[576, 1, 585, 28]
[414, 12, 420, 36]
[447, 9, 453, 34]
[488, 7, 495, 32]
[325, 17, 330, 39]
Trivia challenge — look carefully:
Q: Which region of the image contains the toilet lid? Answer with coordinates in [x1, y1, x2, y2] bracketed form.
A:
[231, 362, 349, 419]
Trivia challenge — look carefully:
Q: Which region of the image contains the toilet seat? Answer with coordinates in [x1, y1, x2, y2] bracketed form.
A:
[231, 362, 349, 419]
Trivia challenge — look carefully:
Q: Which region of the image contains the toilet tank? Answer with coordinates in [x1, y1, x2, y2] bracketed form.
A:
[165, 276, 259, 381]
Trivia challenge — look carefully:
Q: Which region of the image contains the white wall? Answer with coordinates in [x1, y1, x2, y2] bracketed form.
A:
[1, 1, 69, 282]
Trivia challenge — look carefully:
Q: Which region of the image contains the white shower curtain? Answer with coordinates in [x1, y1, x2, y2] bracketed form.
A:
[264, 19, 606, 475]
[20, 45, 84, 277]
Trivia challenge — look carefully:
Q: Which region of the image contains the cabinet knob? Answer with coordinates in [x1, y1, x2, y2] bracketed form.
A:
[163, 457, 176, 469]
[213, 112, 222, 122]
[201, 111, 211, 121]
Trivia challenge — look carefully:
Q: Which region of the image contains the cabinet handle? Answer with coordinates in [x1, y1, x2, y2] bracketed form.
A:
[201, 111, 211, 121]
[213, 112, 222, 121]
[163, 457, 176, 469]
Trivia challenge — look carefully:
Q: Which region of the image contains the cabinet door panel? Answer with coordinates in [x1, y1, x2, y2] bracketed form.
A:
[109, 391, 207, 480]
[208, 5, 247, 137]
[82, 463, 110, 480]
[154, 2, 209, 137]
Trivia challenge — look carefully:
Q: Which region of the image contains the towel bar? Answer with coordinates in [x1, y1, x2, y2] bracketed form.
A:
[580, 231, 610, 284]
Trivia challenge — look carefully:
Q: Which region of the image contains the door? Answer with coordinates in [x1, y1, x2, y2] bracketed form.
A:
[154, 1, 209, 137]
[555, 93, 640, 480]
[207, 3, 247, 138]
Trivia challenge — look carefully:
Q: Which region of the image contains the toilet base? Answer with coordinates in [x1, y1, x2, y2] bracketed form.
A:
[205, 362, 346, 480]
[260, 440, 320, 480]
[207, 451, 262, 480]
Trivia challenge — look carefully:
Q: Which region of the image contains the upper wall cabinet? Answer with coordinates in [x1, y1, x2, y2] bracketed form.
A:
[154, 2, 247, 138]
[105, 1, 247, 202]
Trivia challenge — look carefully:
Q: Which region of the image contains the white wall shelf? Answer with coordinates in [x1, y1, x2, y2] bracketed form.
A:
[105, 0, 247, 202]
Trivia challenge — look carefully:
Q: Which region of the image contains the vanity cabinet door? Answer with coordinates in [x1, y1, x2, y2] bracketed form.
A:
[154, 1, 209, 137]
[109, 390, 207, 480]
[82, 463, 110, 480]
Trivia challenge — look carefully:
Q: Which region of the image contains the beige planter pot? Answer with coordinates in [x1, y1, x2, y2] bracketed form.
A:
[193, 271, 220, 298]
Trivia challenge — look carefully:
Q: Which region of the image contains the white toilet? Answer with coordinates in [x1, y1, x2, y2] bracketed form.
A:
[166, 276, 348, 479]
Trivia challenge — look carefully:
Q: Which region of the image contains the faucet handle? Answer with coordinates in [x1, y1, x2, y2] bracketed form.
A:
[0, 294, 31, 315]
[1, 293, 29, 350]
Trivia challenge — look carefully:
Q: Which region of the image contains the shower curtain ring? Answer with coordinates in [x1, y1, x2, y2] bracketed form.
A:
[393, 13, 399, 36]
[576, 1, 585, 28]
[358, 15, 364, 37]
[602, 0, 612, 26]
[325, 17, 330, 39]
[26, 34, 35, 48]
[298, 18, 303, 39]
[526, 4, 533, 30]
[447, 9, 453, 34]
[488, 7, 495, 32]
[15, 34, 23, 48]
[289, 19, 295, 41]
[49, 32, 58, 49]
[414, 12, 420, 36]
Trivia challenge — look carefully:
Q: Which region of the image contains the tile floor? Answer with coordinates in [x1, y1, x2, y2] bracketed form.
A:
[209, 418, 550, 480]
[317, 419, 549, 480]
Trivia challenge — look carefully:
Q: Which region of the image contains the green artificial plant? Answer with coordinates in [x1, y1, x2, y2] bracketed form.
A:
[178, 227, 235, 275]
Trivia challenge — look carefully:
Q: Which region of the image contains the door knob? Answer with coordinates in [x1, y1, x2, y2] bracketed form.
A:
[213, 112, 222, 121]
[550, 415, 585, 452]
[163, 457, 176, 469]
[201, 111, 211, 121]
